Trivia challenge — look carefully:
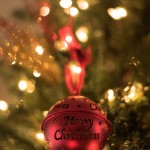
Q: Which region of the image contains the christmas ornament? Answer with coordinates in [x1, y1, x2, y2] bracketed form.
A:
[42, 96, 111, 150]
[42, 17, 111, 149]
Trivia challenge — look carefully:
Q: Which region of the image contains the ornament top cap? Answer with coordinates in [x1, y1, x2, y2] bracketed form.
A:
[42, 96, 111, 131]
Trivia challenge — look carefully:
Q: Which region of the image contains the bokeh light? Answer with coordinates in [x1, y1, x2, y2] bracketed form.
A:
[33, 70, 41, 77]
[42, 111, 48, 117]
[36, 132, 45, 141]
[26, 80, 35, 93]
[70, 64, 82, 74]
[18, 80, 28, 91]
[107, 7, 127, 20]
[65, 35, 73, 43]
[60, 0, 72, 9]
[77, 0, 89, 10]
[0, 100, 8, 111]
[107, 89, 115, 102]
[35, 45, 44, 55]
[40, 6, 50, 17]
[70, 7, 79, 16]
[76, 26, 88, 42]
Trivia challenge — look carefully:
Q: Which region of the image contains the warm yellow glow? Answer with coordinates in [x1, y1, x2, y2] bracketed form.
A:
[70, 64, 82, 74]
[70, 7, 79, 16]
[33, 70, 41, 77]
[40, 6, 50, 17]
[128, 91, 135, 99]
[42, 111, 48, 117]
[36, 133, 45, 141]
[18, 80, 28, 91]
[76, 26, 88, 42]
[108, 8, 121, 20]
[0, 100, 8, 111]
[26, 80, 35, 93]
[60, 0, 72, 9]
[13, 46, 19, 52]
[107, 7, 127, 20]
[65, 35, 73, 43]
[77, 0, 89, 10]
[107, 89, 115, 102]
[117, 7, 127, 17]
[54, 40, 68, 51]
[11, 59, 16, 65]
[123, 82, 144, 103]
[35, 45, 44, 55]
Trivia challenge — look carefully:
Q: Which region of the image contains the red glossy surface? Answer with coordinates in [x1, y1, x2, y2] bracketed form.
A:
[42, 96, 111, 150]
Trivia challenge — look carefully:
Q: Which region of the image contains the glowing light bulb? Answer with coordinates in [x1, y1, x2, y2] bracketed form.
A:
[76, 26, 88, 42]
[60, 0, 72, 9]
[65, 35, 72, 43]
[42, 111, 48, 117]
[18, 80, 27, 91]
[40, 6, 50, 17]
[35, 45, 44, 55]
[117, 7, 127, 17]
[0, 100, 8, 111]
[70, 65, 82, 74]
[36, 132, 45, 141]
[70, 7, 79, 16]
[107, 89, 115, 102]
[107, 8, 121, 20]
[107, 7, 127, 20]
[33, 70, 41, 77]
[128, 91, 135, 99]
[77, 0, 89, 10]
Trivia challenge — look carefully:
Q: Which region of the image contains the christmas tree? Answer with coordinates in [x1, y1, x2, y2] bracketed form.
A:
[0, 0, 150, 149]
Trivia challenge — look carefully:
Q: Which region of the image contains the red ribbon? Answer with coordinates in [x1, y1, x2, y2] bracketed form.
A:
[59, 25, 92, 95]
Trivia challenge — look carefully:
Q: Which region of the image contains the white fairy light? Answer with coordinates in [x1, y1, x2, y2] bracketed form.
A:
[77, 0, 89, 10]
[0, 100, 8, 111]
[18, 80, 27, 91]
[76, 26, 88, 42]
[35, 45, 44, 55]
[33, 70, 41, 78]
[65, 35, 73, 43]
[70, 64, 82, 74]
[70, 7, 79, 16]
[107, 7, 127, 20]
[60, 0, 72, 9]
[36, 132, 45, 141]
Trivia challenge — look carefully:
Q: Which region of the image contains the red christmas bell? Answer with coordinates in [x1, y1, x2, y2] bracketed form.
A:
[41, 96, 111, 150]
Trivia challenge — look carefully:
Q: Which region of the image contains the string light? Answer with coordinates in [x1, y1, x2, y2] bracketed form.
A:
[35, 45, 44, 55]
[123, 82, 144, 103]
[65, 35, 73, 43]
[70, 64, 82, 74]
[42, 111, 48, 117]
[40, 6, 50, 17]
[18, 80, 28, 91]
[33, 70, 41, 77]
[18, 79, 35, 93]
[107, 7, 127, 20]
[76, 26, 88, 42]
[36, 132, 45, 141]
[77, 0, 89, 10]
[107, 89, 115, 102]
[60, 0, 72, 9]
[11, 59, 16, 65]
[70, 7, 79, 16]
[0, 100, 8, 111]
